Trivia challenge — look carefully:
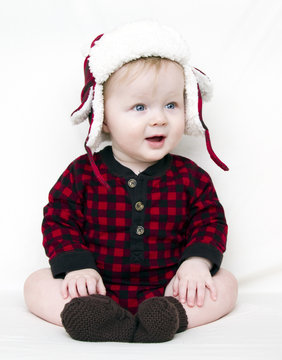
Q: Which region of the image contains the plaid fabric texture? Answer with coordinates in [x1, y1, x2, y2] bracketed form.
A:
[42, 146, 227, 313]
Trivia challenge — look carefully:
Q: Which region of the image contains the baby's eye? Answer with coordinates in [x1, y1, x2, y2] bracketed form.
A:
[166, 103, 175, 109]
[134, 104, 145, 111]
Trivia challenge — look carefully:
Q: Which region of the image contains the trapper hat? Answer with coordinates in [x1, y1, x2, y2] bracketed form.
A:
[71, 21, 228, 187]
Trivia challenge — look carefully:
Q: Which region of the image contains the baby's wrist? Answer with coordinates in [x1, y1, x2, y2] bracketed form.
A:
[185, 257, 212, 270]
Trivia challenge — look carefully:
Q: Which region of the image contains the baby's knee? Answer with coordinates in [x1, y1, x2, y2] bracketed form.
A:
[24, 268, 51, 303]
[24, 268, 50, 288]
[24, 268, 65, 326]
[217, 268, 238, 310]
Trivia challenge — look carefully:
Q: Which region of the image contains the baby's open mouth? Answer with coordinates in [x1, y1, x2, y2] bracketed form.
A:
[146, 136, 165, 142]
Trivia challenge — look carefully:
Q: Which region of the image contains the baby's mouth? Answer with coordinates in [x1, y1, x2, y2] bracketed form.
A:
[145, 136, 165, 142]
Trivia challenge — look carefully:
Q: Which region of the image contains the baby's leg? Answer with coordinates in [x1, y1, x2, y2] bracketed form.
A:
[24, 268, 70, 326]
[164, 268, 238, 329]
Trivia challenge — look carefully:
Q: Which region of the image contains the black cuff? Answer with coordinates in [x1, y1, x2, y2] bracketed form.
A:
[179, 243, 223, 276]
[49, 249, 98, 279]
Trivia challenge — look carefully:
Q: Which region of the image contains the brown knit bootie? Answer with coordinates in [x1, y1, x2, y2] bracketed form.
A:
[61, 294, 136, 342]
[133, 296, 188, 343]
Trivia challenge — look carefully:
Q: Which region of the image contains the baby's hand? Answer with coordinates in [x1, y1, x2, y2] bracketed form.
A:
[173, 257, 217, 307]
[61, 268, 106, 299]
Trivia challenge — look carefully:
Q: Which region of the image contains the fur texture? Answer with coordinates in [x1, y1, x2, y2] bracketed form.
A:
[71, 21, 212, 154]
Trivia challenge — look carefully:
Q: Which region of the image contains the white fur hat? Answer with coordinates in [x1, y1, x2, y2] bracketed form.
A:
[71, 21, 228, 186]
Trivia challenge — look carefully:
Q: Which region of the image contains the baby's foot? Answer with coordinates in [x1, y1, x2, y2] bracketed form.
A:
[61, 294, 136, 342]
[133, 296, 188, 343]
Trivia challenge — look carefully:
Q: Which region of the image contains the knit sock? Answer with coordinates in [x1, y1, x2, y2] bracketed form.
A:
[165, 296, 189, 333]
[133, 296, 188, 343]
[61, 294, 136, 342]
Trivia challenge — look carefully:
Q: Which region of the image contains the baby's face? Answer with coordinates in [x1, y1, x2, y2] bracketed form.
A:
[103, 60, 185, 174]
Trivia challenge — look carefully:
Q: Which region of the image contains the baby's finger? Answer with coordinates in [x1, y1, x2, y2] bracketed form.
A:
[86, 277, 97, 295]
[178, 279, 188, 304]
[172, 276, 179, 297]
[196, 282, 206, 307]
[61, 279, 69, 299]
[68, 279, 79, 299]
[206, 280, 217, 301]
[96, 277, 106, 295]
[187, 280, 197, 307]
[76, 277, 88, 297]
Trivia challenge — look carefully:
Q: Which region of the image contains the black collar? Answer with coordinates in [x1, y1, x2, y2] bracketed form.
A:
[100, 146, 172, 179]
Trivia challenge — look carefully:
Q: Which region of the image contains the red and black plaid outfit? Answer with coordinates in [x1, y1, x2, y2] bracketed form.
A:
[42, 146, 227, 314]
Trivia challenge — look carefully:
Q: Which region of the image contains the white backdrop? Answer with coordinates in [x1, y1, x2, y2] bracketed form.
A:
[0, 0, 281, 291]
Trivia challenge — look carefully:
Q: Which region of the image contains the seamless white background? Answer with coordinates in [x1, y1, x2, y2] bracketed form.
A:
[0, 0, 281, 291]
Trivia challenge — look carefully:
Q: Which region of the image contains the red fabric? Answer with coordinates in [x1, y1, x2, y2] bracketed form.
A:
[90, 33, 104, 48]
[71, 34, 104, 118]
[197, 85, 229, 171]
[42, 147, 227, 314]
[85, 143, 111, 190]
[205, 130, 229, 171]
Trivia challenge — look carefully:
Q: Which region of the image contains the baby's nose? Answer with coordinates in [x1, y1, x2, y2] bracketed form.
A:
[149, 110, 167, 126]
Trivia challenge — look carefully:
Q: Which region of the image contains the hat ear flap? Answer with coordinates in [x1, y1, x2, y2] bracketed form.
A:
[70, 35, 104, 125]
[71, 86, 94, 124]
[192, 68, 213, 102]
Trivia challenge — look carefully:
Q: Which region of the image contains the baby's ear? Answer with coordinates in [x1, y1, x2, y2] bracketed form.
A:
[102, 121, 110, 134]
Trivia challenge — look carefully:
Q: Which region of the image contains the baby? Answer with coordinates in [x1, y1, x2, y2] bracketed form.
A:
[24, 21, 238, 343]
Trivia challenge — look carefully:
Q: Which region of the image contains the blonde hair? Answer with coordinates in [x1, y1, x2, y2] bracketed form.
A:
[103, 57, 184, 97]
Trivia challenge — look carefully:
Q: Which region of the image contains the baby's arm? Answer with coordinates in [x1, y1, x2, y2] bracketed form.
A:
[176, 166, 227, 306]
[61, 268, 106, 299]
[42, 158, 104, 291]
[172, 257, 217, 307]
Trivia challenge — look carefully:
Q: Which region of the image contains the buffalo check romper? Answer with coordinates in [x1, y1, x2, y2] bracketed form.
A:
[42, 146, 227, 314]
